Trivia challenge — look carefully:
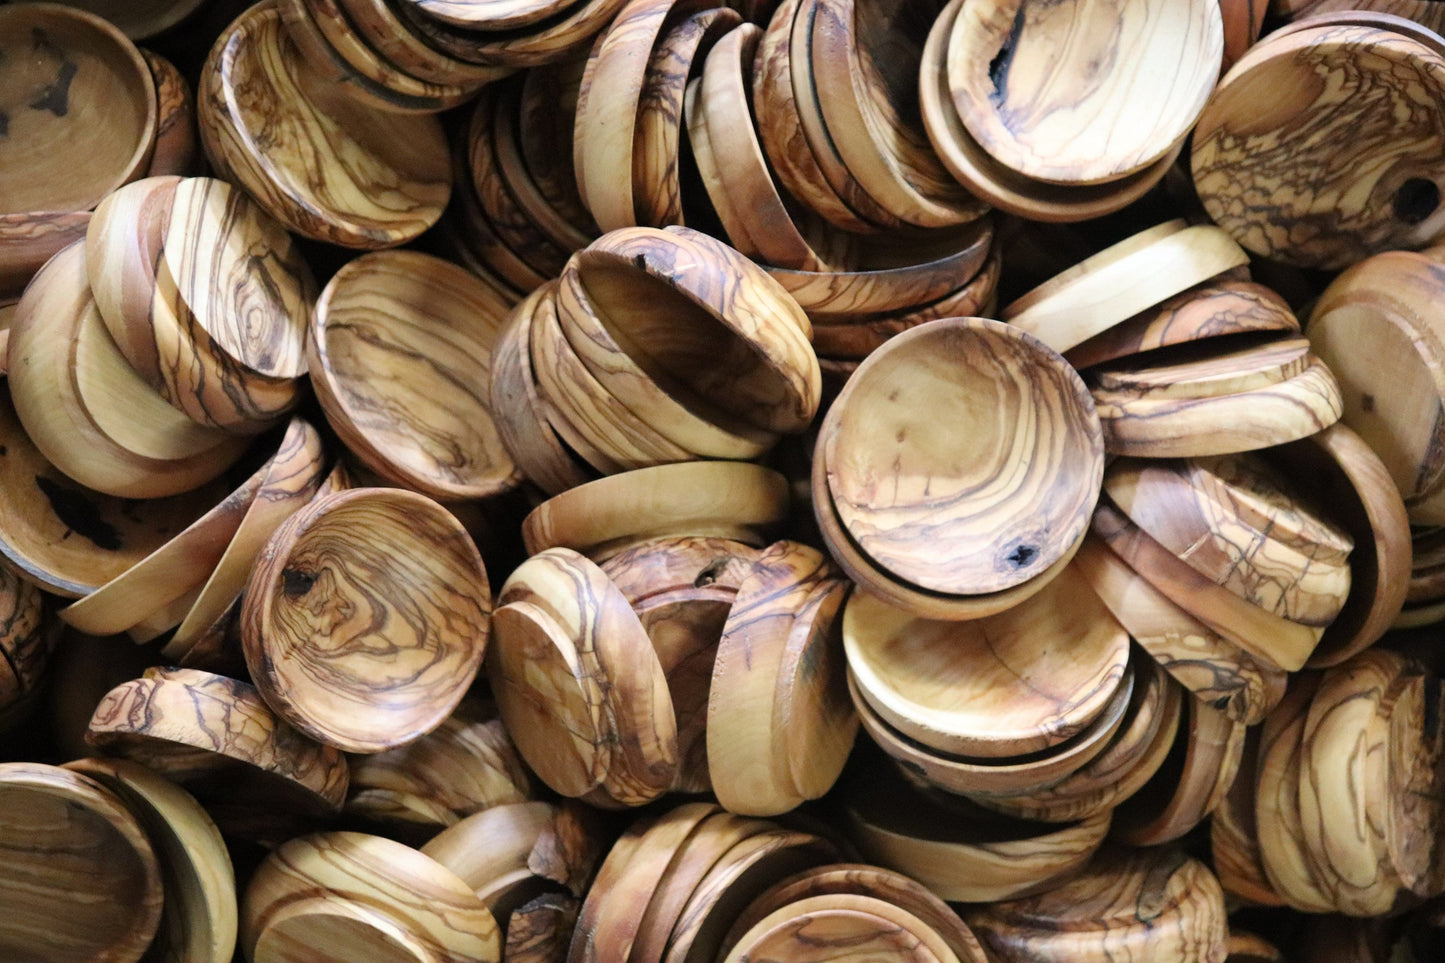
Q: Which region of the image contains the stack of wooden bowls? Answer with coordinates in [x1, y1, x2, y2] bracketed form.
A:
[487, 226, 820, 488]
[0, 3, 198, 308]
[920, 0, 1223, 221]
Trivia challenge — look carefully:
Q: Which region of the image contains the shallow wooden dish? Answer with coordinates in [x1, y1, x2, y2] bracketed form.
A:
[948, 0, 1221, 185]
[311, 249, 522, 500]
[242, 487, 491, 754]
[521, 461, 790, 557]
[8, 240, 249, 497]
[821, 317, 1102, 597]
[241, 831, 501, 962]
[87, 666, 350, 817]
[198, 0, 451, 248]
[0, 762, 164, 963]
[66, 756, 237, 963]
[0, 210, 91, 299]
[0, 4, 156, 215]
[1193, 23, 1445, 268]
[1211, 727, 1284, 907]
[843, 567, 1128, 758]
[420, 799, 556, 898]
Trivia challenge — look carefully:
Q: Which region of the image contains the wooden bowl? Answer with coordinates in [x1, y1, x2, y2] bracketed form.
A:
[820, 316, 1103, 598]
[947, 0, 1222, 185]
[521, 461, 790, 558]
[419, 799, 555, 901]
[0, 210, 91, 299]
[0, 762, 164, 963]
[0, 566, 49, 718]
[8, 240, 250, 497]
[241, 831, 501, 962]
[49, 0, 209, 39]
[242, 487, 491, 754]
[142, 50, 199, 178]
[335, 0, 512, 86]
[1211, 728, 1285, 907]
[310, 250, 523, 500]
[843, 565, 1129, 758]
[397, 0, 627, 69]
[66, 756, 237, 963]
[0, 3, 156, 215]
[198, 0, 451, 248]
[721, 893, 957, 963]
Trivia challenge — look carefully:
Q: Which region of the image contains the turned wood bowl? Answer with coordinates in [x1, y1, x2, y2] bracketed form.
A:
[820, 316, 1103, 599]
[242, 487, 491, 754]
[0, 762, 164, 963]
[948, 0, 1222, 186]
[66, 756, 237, 963]
[843, 564, 1129, 758]
[310, 249, 522, 501]
[198, 0, 452, 249]
[0, 3, 157, 215]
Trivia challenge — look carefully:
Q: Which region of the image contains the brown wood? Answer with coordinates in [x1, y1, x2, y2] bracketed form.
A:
[1220, 0, 1267, 68]
[0, 210, 91, 300]
[1092, 337, 1311, 400]
[0, 762, 164, 963]
[141, 50, 199, 178]
[1254, 673, 1334, 911]
[420, 800, 556, 899]
[722, 899, 943, 963]
[1210, 727, 1285, 907]
[335, 0, 510, 85]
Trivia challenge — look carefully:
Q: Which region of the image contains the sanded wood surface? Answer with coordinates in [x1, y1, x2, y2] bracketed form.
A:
[142, 50, 199, 178]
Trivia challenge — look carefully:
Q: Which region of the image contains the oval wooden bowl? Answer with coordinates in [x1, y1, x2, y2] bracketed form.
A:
[142, 50, 199, 178]
[66, 756, 237, 963]
[87, 666, 350, 817]
[0, 3, 157, 215]
[821, 316, 1103, 597]
[8, 240, 250, 497]
[572, 227, 820, 434]
[242, 487, 491, 754]
[521, 461, 790, 558]
[963, 847, 1229, 962]
[241, 831, 501, 962]
[0, 762, 164, 963]
[310, 249, 522, 500]
[197, 0, 451, 248]
[1193, 24, 1445, 268]
[947, 0, 1222, 185]
[843, 567, 1129, 758]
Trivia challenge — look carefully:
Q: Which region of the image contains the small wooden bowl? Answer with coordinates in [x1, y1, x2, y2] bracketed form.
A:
[55, 0, 209, 40]
[66, 756, 237, 963]
[242, 487, 491, 754]
[311, 250, 523, 500]
[0, 4, 157, 215]
[0, 762, 164, 963]
[1092, 337, 1313, 401]
[947, 0, 1222, 186]
[963, 846, 1229, 962]
[843, 566, 1129, 758]
[198, 0, 451, 248]
[821, 317, 1103, 597]
[241, 831, 501, 962]
[142, 50, 199, 178]
[521, 461, 790, 558]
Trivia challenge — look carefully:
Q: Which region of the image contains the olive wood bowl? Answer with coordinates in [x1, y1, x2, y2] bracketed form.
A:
[0, 210, 91, 300]
[141, 50, 199, 178]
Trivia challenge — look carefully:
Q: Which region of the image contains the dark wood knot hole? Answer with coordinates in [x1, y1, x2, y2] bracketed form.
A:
[1394, 178, 1441, 225]
[282, 568, 317, 597]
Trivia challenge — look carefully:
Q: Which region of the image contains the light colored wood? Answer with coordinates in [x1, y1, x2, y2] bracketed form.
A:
[1211, 728, 1285, 906]
[1074, 537, 1286, 724]
[708, 542, 846, 815]
[721, 899, 944, 963]
[311, 249, 523, 500]
[241, 487, 490, 753]
[1003, 222, 1249, 353]
[66, 755, 237, 963]
[521, 461, 788, 557]
[1105, 456, 1353, 627]
[0, 762, 163, 963]
[1254, 674, 1335, 911]
[421, 800, 556, 897]
[777, 576, 856, 801]
[0, 209, 91, 299]
[397, 0, 628, 70]
[1092, 337, 1310, 400]
[1065, 279, 1299, 370]
[142, 50, 199, 178]
[500, 547, 678, 804]
[822, 316, 1102, 597]
[1091, 499, 1324, 671]
[413, 0, 579, 31]
[198, 0, 451, 248]
[241, 831, 500, 963]
[1220, 0, 1268, 67]
[0, 4, 156, 214]
[84, 174, 175, 371]
[490, 79, 595, 254]
[843, 566, 1128, 758]
[964, 847, 1229, 963]
[335, 0, 510, 85]
[86, 666, 350, 815]
[948, 0, 1221, 185]
[162, 416, 328, 659]
[1192, 23, 1445, 268]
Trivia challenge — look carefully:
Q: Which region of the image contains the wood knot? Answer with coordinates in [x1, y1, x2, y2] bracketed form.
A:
[281, 568, 317, 597]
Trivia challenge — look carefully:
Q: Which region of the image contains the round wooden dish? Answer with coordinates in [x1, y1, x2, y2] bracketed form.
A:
[821, 316, 1103, 597]
[0, 762, 164, 963]
[242, 487, 491, 754]
[198, 0, 451, 248]
[310, 250, 522, 500]
[0, 4, 157, 215]
[948, 0, 1222, 185]
[66, 756, 237, 963]
[521, 461, 790, 558]
[8, 240, 249, 498]
[843, 566, 1129, 758]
